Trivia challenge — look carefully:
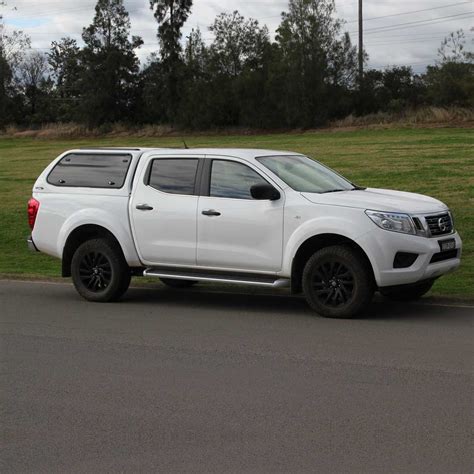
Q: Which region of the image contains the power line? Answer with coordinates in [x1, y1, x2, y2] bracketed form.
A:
[346, 1, 473, 23]
[361, 30, 474, 39]
[350, 11, 474, 35]
[366, 38, 458, 46]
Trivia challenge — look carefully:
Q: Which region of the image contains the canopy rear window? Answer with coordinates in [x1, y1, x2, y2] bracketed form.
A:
[47, 153, 132, 188]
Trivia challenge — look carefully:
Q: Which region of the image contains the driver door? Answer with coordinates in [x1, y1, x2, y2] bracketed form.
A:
[197, 158, 284, 273]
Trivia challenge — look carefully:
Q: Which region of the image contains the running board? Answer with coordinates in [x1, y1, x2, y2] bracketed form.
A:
[143, 268, 290, 288]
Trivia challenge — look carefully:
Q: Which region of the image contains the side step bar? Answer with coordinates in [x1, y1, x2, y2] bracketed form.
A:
[143, 268, 290, 288]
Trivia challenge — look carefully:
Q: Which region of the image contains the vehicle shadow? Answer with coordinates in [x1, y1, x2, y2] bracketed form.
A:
[121, 284, 471, 322]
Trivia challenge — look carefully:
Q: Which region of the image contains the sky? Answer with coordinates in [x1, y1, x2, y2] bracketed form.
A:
[2, 0, 473, 73]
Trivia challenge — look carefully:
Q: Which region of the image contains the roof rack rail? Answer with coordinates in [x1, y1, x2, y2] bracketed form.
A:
[78, 147, 142, 151]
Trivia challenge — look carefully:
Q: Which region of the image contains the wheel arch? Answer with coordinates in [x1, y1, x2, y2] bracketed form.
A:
[290, 233, 375, 294]
[62, 224, 125, 277]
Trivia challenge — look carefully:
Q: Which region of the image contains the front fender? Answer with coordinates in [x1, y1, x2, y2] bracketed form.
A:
[281, 213, 373, 276]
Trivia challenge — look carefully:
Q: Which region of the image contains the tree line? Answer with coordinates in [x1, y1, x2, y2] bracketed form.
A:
[0, 0, 473, 130]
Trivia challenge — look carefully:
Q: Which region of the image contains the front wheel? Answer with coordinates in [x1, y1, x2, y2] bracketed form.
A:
[71, 238, 131, 302]
[302, 245, 374, 318]
[380, 279, 435, 301]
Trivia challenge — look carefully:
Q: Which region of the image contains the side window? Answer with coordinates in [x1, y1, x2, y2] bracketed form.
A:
[148, 159, 198, 195]
[210, 160, 269, 200]
[47, 153, 131, 188]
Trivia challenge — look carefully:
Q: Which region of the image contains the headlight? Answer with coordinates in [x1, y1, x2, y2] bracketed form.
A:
[365, 210, 416, 235]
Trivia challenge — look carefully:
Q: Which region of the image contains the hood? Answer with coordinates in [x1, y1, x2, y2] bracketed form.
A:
[301, 188, 448, 214]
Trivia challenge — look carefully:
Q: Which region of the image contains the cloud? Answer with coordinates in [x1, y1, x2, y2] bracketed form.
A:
[3, 0, 473, 72]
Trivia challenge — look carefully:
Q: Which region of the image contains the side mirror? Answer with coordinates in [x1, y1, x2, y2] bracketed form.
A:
[250, 183, 280, 201]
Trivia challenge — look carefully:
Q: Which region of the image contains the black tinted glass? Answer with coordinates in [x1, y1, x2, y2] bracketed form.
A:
[210, 160, 268, 199]
[149, 159, 198, 195]
[48, 153, 131, 188]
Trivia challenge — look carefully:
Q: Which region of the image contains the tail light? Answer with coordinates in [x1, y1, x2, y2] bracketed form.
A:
[27, 198, 40, 230]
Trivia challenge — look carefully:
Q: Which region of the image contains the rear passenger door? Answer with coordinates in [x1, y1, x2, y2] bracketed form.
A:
[130, 156, 202, 266]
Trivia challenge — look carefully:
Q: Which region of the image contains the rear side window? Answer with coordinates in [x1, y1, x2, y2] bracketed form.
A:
[47, 153, 131, 188]
[148, 159, 198, 195]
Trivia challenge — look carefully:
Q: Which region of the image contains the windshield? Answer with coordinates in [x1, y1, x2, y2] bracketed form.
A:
[257, 155, 355, 193]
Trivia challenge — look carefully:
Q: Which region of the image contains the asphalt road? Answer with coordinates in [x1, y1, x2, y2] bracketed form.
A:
[1, 280, 473, 473]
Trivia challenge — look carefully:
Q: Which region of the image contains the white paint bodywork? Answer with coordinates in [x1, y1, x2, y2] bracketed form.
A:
[31, 147, 462, 287]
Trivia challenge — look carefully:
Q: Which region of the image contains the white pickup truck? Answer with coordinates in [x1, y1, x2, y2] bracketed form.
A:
[27, 147, 462, 318]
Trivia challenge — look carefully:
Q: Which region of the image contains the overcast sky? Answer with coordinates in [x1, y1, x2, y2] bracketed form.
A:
[2, 0, 473, 72]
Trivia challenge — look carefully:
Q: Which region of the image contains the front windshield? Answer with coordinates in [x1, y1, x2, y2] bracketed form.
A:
[257, 155, 354, 193]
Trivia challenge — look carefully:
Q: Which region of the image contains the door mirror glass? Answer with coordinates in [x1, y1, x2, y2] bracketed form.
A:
[250, 183, 280, 201]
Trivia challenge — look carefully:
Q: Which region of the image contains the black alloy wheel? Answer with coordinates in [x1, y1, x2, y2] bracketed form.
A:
[78, 251, 112, 292]
[71, 238, 131, 302]
[312, 260, 355, 307]
[302, 245, 374, 318]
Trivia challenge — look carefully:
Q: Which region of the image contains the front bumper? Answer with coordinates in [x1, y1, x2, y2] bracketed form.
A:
[27, 235, 39, 252]
[356, 229, 462, 288]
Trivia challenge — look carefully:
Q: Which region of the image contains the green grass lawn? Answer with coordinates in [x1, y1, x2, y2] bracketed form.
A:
[0, 127, 473, 297]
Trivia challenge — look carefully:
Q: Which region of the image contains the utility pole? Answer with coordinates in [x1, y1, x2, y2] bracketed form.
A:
[358, 0, 363, 84]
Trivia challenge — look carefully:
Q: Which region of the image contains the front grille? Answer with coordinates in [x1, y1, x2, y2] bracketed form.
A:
[430, 249, 458, 264]
[425, 213, 453, 236]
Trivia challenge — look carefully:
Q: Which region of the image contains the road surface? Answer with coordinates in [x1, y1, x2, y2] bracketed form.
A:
[1, 280, 473, 473]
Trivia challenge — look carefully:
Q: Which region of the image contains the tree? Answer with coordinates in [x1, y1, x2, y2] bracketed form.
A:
[325, 32, 357, 117]
[200, 11, 272, 127]
[0, 49, 10, 124]
[275, 0, 354, 126]
[149, 0, 193, 122]
[424, 31, 474, 107]
[49, 37, 80, 97]
[0, 2, 31, 125]
[437, 29, 472, 64]
[0, 28, 31, 70]
[209, 11, 269, 77]
[48, 37, 81, 121]
[184, 27, 208, 75]
[16, 51, 51, 119]
[139, 53, 167, 124]
[80, 0, 143, 126]
[150, 0, 192, 63]
[173, 28, 213, 128]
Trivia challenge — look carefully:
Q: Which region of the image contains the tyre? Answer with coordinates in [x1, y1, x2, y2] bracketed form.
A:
[380, 279, 435, 301]
[302, 245, 374, 318]
[71, 238, 131, 302]
[160, 278, 197, 289]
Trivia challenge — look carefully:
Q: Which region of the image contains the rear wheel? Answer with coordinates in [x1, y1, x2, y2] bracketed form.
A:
[380, 279, 435, 301]
[71, 238, 131, 302]
[302, 245, 374, 318]
[160, 278, 197, 289]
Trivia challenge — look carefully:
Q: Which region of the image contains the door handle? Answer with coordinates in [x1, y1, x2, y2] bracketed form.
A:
[136, 204, 154, 211]
[202, 209, 221, 217]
